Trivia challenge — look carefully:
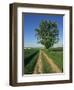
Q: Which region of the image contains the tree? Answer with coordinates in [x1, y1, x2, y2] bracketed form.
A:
[35, 20, 59, 49]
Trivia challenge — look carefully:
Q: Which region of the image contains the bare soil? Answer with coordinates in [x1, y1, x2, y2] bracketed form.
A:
[33, 50, 62, 74]
[41, 50, 62, 73]
[33, 50, 43, 74]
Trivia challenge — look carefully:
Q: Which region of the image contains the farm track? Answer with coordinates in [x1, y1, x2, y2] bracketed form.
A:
[33, 49, 62, 74]
[33, 50, 43, 74]
[41, 50, 62, 73]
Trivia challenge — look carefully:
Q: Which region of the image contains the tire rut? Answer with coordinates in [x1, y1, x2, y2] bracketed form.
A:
[41, 50, 62, 73]
[33, 50, 43, 74]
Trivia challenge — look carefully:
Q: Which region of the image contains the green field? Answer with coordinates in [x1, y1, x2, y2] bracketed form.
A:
[41, 53, 53, 73]
[24, 47, 63, 74]
[43, 48, 63, 72]
[24, 48, 39, 74]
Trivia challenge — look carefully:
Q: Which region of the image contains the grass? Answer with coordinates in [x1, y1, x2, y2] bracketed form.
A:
[48, 47, 63, 51]
[24, 53, 39, 74]
[24, 47, 63, 74]
[24, 48, 39, 65]
[44, 48, 63, 72]
[24, 48, 39, 74]
[41, 53, 53, 73]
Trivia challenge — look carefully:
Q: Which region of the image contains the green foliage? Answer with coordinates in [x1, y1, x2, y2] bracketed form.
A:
[24, 53, 39, 74]
[48, 47, 63, 51]
[24, 48, 39, 74]
[44, 49, 63, 72]
[41, 53, 53, 73]
[24, 48, 39, 65]
[35, 20, 59, 49]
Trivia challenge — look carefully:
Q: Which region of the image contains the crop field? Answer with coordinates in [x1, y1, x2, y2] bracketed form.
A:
[24, 47, 63, 74]
[43, 48, 63, 72]
[24, 48, 39, 74]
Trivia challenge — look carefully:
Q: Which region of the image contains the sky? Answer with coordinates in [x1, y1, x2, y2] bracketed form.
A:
[23, 13, 63, 48]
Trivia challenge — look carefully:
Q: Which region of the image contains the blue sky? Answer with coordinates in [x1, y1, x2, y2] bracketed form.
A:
[23, 13, 63, 48]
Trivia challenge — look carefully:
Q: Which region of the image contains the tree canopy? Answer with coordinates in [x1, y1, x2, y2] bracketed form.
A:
[35, 20, 59, 49]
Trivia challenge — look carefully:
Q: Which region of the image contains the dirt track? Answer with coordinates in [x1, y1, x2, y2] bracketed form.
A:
[33, 50, 43, 74]
[41, 50, 62, 73]
[33, 50, 62, 74]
